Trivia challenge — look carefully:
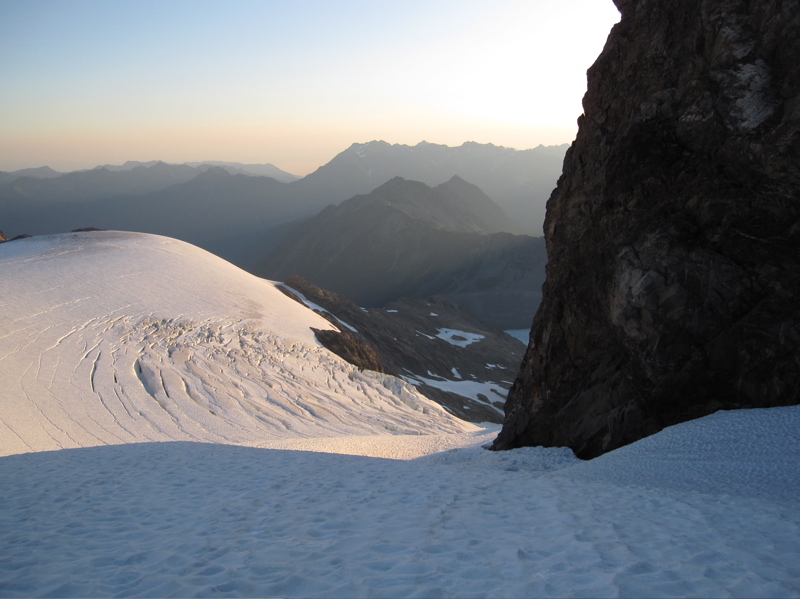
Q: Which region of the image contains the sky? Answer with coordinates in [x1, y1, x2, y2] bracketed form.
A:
[0, 0, 620, 176]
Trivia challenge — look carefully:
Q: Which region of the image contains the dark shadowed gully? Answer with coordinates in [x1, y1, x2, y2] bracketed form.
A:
[495, 0, 800, 458]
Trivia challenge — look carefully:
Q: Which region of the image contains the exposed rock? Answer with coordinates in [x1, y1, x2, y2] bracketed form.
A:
[310, 328, 387, 373]
[278, 276, 526, 423]
[494, 0, 800, 458]
[0, 231, 7, 243]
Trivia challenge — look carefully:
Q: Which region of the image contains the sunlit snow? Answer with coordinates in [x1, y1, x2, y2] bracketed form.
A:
[0, 232, 473, 457]
[282, 283, 359, 333]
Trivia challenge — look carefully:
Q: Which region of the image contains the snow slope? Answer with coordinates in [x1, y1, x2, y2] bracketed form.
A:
[0, 231, 475, 457]
[0, 231, 798, 598]
[0, 409, 798, 598]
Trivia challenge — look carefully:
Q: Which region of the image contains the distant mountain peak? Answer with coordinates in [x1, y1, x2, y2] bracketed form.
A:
[349, 140, 390, 151]
[415, 140, 447, 149]
[440, 174, 469, 186]
[196, 166, 232, 178]
[371, 177, 431, 201]
[460, 140, 497, 148]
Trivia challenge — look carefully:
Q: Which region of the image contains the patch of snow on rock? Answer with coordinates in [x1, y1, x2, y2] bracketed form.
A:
[436, 328, 484, 347]
[402, 373, 505, 410]
[283, 284, 358, 332]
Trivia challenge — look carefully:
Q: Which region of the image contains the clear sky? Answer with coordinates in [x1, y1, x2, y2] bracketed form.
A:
[0, 0, 619, 175]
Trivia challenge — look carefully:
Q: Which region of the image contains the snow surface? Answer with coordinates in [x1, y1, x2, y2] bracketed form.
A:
[0, 232, 474, 457]
[435, 328, 484, 348]
[282, 284, 358, 333]
[1, 408, 798, 598]
[1, 231, 799, 598]
[402, 372, 506, 412]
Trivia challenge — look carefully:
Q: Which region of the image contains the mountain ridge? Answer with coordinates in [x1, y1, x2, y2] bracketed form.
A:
[258, 176, 546, 328]
[0, 140, 564, 266]
[295, 140, 567, 233]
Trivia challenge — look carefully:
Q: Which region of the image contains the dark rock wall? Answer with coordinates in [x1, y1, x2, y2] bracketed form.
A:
[494, 0, 800, 458]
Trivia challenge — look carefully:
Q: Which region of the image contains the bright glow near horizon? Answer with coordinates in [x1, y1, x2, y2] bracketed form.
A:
[0, 0, 619, 175]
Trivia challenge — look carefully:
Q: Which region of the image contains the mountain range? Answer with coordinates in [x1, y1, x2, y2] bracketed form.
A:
[96, 160, 300, 182]
[0, 141, 565, 267]
[0, 165, 62, 187]
[286, 141, 567, 234]
[258, 176, 546, 329]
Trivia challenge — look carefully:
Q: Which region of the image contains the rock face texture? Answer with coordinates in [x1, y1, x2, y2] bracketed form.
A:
[494, 0, 800, 458]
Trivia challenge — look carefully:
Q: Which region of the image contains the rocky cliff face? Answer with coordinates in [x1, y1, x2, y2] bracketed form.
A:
[494, 0, 800, 458]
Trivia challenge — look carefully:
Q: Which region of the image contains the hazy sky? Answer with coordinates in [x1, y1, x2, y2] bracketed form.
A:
[1, 0, 619, 175]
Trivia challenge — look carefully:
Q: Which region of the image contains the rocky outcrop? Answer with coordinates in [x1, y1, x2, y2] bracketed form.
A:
[0, 231, 7, 243]
[278, 276, 526, 423]
[310, 328, 387, 374]
[494, 0, 800, 458]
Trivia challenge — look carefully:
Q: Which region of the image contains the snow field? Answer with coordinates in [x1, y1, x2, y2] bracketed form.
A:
[0, 232, 475, 457]
[1, 411, 798, 598]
